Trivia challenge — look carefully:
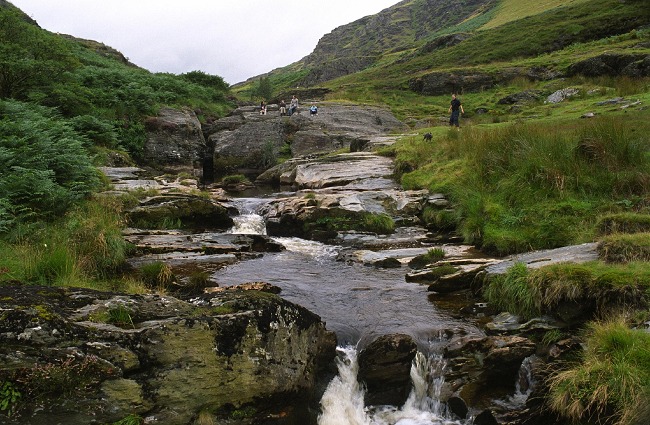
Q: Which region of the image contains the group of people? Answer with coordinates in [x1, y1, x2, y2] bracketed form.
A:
[261, 95, 319, 117]
[263, 93, 463, 127]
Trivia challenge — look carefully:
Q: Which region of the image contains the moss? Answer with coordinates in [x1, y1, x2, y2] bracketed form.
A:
[598, 233, 650, 263]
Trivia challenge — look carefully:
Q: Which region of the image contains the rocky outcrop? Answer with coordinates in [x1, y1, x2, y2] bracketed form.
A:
[567, 53, 649, 77]
[409, 71, 496, 96]
[0, 285, 337, 425]
[205, 104, 406, 178]
[143, 107, 206, 173]
[358, 334, 417, 406]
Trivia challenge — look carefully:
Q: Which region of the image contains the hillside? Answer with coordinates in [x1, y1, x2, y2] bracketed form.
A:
[236, 0, 649, 109]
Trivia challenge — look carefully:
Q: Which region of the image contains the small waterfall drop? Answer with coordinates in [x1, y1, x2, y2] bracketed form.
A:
[227, 198, 267, 235]
[494, 355, 537, 410]
[318, 346, 465, 425]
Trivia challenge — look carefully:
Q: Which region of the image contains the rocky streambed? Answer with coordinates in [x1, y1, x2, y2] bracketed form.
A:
[1, 103, 606, 425]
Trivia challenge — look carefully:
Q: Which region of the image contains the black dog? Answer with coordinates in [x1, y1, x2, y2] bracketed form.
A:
[422, 132, 432, 142]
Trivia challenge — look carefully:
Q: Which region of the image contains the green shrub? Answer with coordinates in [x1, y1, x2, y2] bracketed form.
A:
[0, 381, 21, 417]
[0, 100, 100, 225]
[548, 318, 650, 425]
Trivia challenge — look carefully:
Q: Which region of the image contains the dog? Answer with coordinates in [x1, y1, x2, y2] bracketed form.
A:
[422, 132, 432, 142]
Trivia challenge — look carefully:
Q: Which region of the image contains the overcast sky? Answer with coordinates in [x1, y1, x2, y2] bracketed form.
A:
[11, 0, 402, 84]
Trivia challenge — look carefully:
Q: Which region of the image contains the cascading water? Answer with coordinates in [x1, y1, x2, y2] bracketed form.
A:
[227, 197, 268, 235]
[217, 194, 483, 423]
[318, 346, 466, 425]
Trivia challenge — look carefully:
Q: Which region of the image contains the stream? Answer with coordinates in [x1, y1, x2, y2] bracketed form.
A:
[213, 194, 484, 425]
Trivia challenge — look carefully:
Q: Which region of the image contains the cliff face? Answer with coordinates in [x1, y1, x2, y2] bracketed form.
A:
[0, 285, 337, 425]
[298, 0, 494, 85]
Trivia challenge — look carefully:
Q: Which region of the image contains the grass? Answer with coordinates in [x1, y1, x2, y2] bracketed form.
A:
[484, 261, 650, 320]
[0, 196, 132, 287]
[138, 262, 174, 291]
[479, 0, 589, 30]
[548, 317, 650, 425]
[598, 233, 650, 263]
[392, 113, 650, 255]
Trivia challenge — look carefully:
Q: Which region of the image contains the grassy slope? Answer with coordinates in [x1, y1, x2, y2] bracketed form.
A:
[479, 0, 589, 30]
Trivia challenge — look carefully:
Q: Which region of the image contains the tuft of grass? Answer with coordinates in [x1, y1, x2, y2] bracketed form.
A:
[483, 262, 540, 319]
[138, 262, 174, 291]
[598, 233, 650, 263]
[362, 213, 395, 235]
[597, 213, 650, 236]
[548, 317, 650, 425]
[111, 414, 143, 425]
[194, 410, 216, 425]
[107, 305, 134, 329]
[221, 174, 249, 186]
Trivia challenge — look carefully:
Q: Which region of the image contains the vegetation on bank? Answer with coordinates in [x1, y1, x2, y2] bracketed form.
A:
[548, 318, 650, 425]
[0, 5, 232, 291]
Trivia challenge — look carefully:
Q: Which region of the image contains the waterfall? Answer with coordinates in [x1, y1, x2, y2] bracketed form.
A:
[227, 198, 267, 235]
[494, 355, 537, 410]
[318, 346, 465, 425]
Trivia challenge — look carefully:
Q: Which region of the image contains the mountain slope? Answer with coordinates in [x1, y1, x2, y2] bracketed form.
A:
[236, 0, 649, 101]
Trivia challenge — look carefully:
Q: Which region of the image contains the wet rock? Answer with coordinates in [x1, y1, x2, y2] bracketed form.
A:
[126, 194, 234, 230]
[406, 259, 498, 294]
[473, 409, 498, 425]
[486, 312, 564, 333]
[208, 281, 282, 294]
[448, 395, 469, 419]
[0, 285, 336, 425]
[358, 333, 417, 407]
[483, 336, 536, 380]
[484, 243, 598, 277]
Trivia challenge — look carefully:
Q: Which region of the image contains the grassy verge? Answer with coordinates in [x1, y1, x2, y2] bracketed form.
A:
[484, 261, 650, 320]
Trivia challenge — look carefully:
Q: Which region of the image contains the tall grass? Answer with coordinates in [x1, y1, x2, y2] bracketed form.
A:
[409, 116, 650, 254]
[0, 196, 130, 287]
[548, 317, 650, 425]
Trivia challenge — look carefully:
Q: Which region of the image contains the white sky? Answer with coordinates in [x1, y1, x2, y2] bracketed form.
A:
[10, 0, 402, 84]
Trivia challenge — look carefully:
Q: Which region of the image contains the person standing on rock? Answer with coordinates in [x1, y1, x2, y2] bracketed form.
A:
[289, 95, 299, 116]
[279, 100, 286, 116]
[260, 100, 267, 115]
[448, 94, 464, 129]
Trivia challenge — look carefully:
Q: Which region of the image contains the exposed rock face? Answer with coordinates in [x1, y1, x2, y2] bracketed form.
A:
[409, 71, 496, 96]
[358, 334, 417, 406]
[143, 107, 206, 173]
[567, 53, 649, 77]
[205, 104, 406, 178]
[0, 285, 337, 425]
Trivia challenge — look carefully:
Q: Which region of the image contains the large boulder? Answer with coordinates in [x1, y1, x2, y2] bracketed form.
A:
[358, 334, 417, 406]
[0, 285, 337, 425]
[143, 107, 206, 173]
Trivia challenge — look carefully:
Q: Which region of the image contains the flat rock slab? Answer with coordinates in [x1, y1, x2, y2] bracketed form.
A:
[485, 243, 599, 276]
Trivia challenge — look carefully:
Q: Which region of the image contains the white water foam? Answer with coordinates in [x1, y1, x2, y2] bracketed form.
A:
[318, 346, 465, 425]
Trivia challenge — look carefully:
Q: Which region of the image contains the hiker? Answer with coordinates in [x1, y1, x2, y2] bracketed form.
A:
[289, 95, 298, 116]
[279, 100, 286, 116]
[260, 101, 267, 115]
[309, 105, 318, 116]
[448, 94, 464, 129]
